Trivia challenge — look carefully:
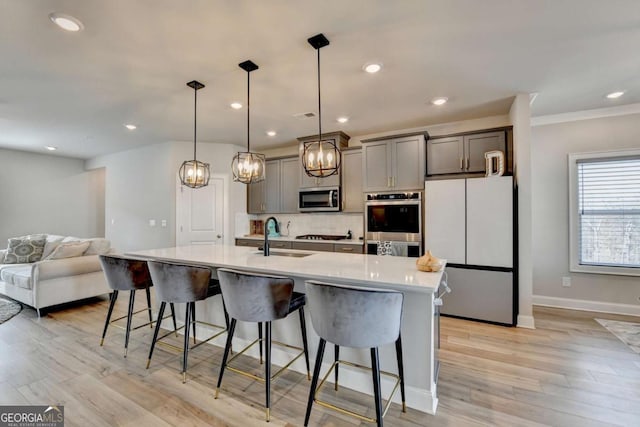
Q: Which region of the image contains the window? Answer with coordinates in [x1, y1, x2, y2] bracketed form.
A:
[569, 150, 640, 276]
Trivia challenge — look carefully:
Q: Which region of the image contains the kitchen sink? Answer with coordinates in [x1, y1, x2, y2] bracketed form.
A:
[251, 250, 313, 258]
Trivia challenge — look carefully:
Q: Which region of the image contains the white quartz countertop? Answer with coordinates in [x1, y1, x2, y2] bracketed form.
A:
[236, 235, 364, 245]
[127, 244, 444, 293]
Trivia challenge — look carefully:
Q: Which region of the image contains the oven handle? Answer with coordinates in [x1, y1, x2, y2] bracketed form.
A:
[365, 200, 422, 206]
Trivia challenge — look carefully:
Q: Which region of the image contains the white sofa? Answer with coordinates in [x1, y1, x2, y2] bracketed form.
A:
[0, 234, 112, 316]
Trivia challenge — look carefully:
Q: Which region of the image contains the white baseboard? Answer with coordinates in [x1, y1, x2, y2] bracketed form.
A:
[533, 295, 640, 317]
[164, 319, 438, 414]
[516, 314, 536, 329]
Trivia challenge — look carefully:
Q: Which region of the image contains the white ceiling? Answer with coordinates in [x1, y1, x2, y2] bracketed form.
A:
[1, 0, 639, 159]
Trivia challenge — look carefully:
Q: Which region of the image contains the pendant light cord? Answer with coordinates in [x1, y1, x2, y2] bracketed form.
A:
[247, 70, 250, 152]
[317, 47, 322, 144]
[193, 86, 198, 161]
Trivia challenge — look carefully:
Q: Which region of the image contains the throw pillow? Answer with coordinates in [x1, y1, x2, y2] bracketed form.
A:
[63, 236, 111, 255]
[45, 241, 90, 260]
[4, 237, 46, 264]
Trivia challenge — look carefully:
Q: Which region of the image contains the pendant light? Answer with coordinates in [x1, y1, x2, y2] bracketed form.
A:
[231, 60, 266, 184]
[179, 80, 210, 189]
[302, 33, 341, 178]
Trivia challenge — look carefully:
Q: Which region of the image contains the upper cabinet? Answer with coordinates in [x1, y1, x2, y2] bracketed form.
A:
[247, 157, 298, 214]
[427, 130, 507, 176]
[362, 133, 426, 192]
[341, 148, 363, 212]
[298, 131, 350, 188]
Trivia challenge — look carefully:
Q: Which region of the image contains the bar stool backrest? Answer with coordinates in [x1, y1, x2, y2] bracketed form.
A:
[217, 268, 294, 322]
[305, 281, 403, 349]
[147, 261, 211, 304]
[99, 255, 153, 291]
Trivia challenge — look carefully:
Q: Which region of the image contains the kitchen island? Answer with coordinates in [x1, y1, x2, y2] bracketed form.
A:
[128, 244, 444, 414]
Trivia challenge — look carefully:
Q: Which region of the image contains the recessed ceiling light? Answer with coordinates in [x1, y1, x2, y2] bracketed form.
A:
[363, 63, 382, 74]
[230, 102, 243, 109]
[431, 97, 448, 106]
[124, 124, 137, 130]
[266, 130, 277, 137]
[49, 13, 84, 32]
[606, 91, 625, 99]
[45, 146, 57, 151]
[336, 116, 349, 123]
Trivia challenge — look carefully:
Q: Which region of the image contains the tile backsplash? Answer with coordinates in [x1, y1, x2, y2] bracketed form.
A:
[235, 212, 364, 239]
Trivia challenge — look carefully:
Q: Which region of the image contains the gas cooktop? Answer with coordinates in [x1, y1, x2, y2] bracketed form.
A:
[295, 234, 348, 241]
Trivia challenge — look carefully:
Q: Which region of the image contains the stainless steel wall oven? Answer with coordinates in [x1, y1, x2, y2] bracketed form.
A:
[365, 192, 423, 257]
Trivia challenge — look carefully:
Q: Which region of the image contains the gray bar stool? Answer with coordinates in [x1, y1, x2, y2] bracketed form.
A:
[215, 268, 310, 422]
[99, 254, 177, 357]
[303, 281, 406, 427]
[146, 260, 228, 383]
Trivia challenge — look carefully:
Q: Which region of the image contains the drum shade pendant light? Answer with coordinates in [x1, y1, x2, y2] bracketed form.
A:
[231, 60, 265, 184]
[179, 80, 210, 189]
[302, 33, 341, 178]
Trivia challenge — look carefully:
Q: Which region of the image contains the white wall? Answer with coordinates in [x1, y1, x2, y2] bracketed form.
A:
[0, 148, 105, 243]
[86, 141, 246, 252]
[531, 112, 640, 309]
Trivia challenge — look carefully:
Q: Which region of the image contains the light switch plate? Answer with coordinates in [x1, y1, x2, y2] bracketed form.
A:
[149, 219, 156, 227]
[562, 276, 571, 287]
[161, 220, 167, 227]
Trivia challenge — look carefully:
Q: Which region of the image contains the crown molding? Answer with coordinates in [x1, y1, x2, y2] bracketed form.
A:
[532, 103, 640, 127]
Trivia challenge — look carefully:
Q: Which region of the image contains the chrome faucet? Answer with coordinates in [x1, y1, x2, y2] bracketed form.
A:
[263, 217, 279, 256]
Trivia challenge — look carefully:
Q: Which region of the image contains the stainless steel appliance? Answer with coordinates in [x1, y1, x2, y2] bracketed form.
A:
[365, 192, 422, 257]
[298, 187, 341, 212]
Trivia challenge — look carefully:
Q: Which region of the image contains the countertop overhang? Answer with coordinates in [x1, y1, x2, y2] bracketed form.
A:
[127, 244, 444, 293]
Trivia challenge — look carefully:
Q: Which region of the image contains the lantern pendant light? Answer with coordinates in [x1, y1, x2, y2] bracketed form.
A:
[232, 60, 266, 184]
[179, 80, 210, 189]
[302, 33, 341, 178]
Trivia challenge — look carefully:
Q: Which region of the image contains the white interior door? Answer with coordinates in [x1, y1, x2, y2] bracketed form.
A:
[176, 175, 225, 245]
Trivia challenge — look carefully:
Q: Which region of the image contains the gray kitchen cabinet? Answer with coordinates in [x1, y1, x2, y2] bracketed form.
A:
[264, 160, 280, 213]
[279, 157, 299, 213]
[298, 131, 350, 189]
[334, 243, 363, 254]
[247, 157, 297, 214]
[427, 131, 505, 176]
[341, 148, 363, 212]
[235, 238, 262, 247]
[267, 240, 292, 249]
[247, 180, 266, 214]
[291, 241, 334, 252]
[362, 133, 426, 192]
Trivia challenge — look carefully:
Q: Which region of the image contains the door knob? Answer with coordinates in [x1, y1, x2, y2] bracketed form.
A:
[216, 234, 222, 239]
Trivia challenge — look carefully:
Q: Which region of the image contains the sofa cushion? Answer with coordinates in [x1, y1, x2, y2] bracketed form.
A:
[0, 264, 35, 289]
[37, 255, 102, 281]
[4, 237, 46, 264]
[62, 237, 111, 255]
[46, 241, 90, 260]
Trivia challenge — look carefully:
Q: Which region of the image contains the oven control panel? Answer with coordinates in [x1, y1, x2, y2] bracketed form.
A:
[366, 192, 421, 201]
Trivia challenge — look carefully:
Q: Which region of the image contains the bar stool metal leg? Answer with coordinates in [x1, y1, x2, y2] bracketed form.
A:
[370, 347, 383, 427]
[265, 321, 272, 422]
[182, 302, 192, 383]
[304, 338, 326, 426]
[191, 302, 197, 344]
[258, 322, 263, 364]
[215, 318, 237, 398]
[145, 287, 153, 328]
[124, 290, 136, 357]
[298, 307, 311, 380]
[334, 345, 340, 390]
[146, 302, 166, 369]
[169, 303, 178, 337]
[100, 290, 119, 346]
[395, 335, 406, 412]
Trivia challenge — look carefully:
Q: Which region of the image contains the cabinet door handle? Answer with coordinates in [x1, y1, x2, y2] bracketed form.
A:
[466, 157, 470, 170]
[460, 157, 464, 170]
[387, 177, 391, 187]
[340, 247, 354, 252]
[392, 176, 396, 187]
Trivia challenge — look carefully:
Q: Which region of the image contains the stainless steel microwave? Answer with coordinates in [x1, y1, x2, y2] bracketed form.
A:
[299, 187, 341, 212]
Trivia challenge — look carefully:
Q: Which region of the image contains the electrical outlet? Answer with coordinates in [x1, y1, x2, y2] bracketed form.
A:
[161, 220, 167, 227]
[562, 276, 571, 287]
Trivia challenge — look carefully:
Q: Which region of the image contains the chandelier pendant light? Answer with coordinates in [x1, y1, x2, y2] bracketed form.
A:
[302, 33, 341, 178]
[179, 80, 210, 189]
[232, 60, 266, 184]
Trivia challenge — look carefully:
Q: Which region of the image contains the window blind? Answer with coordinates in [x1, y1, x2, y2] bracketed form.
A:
[577, 156, 640, 268]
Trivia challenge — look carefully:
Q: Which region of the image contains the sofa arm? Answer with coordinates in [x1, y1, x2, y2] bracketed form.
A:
[0, 249, 6, 263]
[35, 255, 103, 281]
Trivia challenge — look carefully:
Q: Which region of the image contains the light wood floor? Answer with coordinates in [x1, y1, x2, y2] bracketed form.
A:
[1, 297, 639, 426]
